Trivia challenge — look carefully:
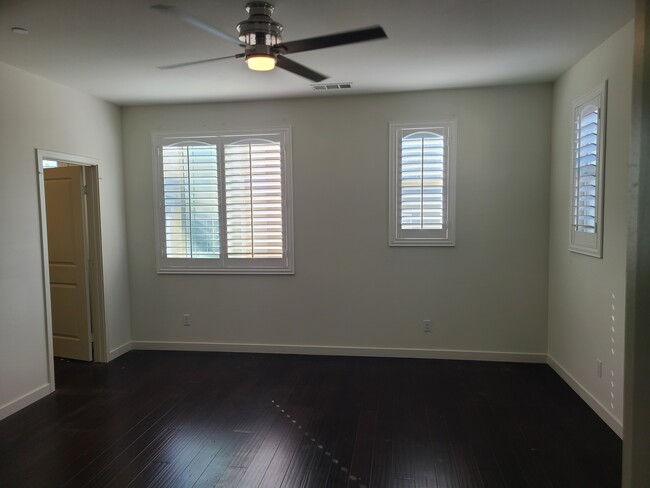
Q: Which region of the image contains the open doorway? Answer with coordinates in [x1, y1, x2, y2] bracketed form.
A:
[36, 150, 108, 388]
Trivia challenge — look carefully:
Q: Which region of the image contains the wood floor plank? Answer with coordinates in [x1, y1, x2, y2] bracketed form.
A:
[215, 466, 247, 487]
[0, 351, 623, 488]
[279, 406, 330, 487]
[233, 411, 295, 487]
[226, 405, 284, 472]
[99, 425, 183, 487]
[68, 401, 185, 487]
[191, 430, 248, 488]
[426, 409, 461, 488]
[126, 461, 169, 487]
[153, 409, 244, 488]
[258, 407, 312, 488]
[346, 409, 377, 488]
[370, 439, 393, 488]
[302, 400, 354, 487]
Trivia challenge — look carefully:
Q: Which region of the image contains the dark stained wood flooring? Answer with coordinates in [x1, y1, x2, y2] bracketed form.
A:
[0, 351, 622, 487]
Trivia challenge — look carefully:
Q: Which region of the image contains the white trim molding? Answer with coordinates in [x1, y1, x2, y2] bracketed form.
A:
[0, 383, 51, 421]
[547, 355, 623, 438]
[108, 341, 133, 361]
[131, 341, 546, 363]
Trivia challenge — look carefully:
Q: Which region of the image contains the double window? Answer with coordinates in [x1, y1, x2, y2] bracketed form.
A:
[389, 121, 456, 246]
[570, 83, 607, 257]
[153, 129, 293, 273]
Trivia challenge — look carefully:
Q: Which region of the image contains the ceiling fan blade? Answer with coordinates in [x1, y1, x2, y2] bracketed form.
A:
[151, 4, 244, 47]
[274, 26, 387, 55]
[276, 55, 327, 82]
[158, 53, 244, 70]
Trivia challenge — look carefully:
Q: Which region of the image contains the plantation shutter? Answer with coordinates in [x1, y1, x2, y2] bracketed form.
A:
[572, 104, 599, 233]
[400, 130, 446, 231]
[161, 141, 220, 259]
[155, 129, 293, 273]
[224, 137, 284, 259]
[389, 121, 455, 246]
[569, 82, 606, 258]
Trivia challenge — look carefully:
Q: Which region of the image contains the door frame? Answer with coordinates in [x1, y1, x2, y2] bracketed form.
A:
[36, 149, 108, 390]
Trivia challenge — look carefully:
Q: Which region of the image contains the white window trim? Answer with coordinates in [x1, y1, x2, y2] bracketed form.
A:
[152, 128, 294, 274]
[389, 120, 457, 246]
[569, 82, 607, 258]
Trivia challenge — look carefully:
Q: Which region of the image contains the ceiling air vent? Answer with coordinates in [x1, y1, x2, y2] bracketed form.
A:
[312, 82, 353, 91]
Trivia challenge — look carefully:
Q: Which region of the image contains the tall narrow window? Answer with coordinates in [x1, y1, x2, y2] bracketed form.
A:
[389, 121, 456, 246]
[153, 129, 293, 274]
[570, 83, 607, 257]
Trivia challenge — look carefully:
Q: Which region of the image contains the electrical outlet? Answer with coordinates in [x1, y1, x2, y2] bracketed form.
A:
[183, 314, 191, 326]
[597, 359, 603, 378]
[423, 320, 432, 333]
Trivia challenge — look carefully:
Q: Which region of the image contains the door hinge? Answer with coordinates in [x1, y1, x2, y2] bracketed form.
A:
[82, 185, 88, 195]
[90, 332, 94, 343]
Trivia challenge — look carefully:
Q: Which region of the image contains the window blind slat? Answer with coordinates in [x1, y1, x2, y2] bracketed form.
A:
[224, 139, 284, 259]
[162, 142, 220, 259]
[399, 131, 447, 231]
[573, 105, 600, 234]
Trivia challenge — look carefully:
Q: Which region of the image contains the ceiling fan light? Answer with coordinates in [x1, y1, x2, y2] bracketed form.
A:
[246, 54, 276, 71]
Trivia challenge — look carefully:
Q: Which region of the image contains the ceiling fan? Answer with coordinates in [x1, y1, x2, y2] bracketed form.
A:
[151, 2, 387, 82]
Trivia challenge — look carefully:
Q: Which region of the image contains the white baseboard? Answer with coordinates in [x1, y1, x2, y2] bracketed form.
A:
[131, 340, 547, 363]
[547, 355, 623, 438]
[0, 383, 51, 421]
[108, 341, 132, 361]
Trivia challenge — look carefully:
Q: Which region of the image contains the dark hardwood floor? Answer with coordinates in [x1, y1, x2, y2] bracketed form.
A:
[0, 351, 622, 487]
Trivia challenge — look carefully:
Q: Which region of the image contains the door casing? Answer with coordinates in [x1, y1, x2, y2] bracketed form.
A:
[36, 149, 108, 391]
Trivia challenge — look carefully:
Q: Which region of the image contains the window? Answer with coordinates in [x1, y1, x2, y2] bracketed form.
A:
[153, 129, 293, 273]
[389, 121, 456, 246]
[42, 159, 59, 168]
[570, 83, 607, 257]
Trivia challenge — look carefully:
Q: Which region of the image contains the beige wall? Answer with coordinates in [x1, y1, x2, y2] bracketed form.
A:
[548, 21, 634, 435]
[122, 84, 551, 359]
[0, 61, 131, 419]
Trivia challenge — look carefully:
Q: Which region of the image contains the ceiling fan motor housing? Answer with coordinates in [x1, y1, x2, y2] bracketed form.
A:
[238, 2, 283, 59]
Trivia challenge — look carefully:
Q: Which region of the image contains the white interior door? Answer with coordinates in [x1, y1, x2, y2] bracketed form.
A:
[44, 165, 93, 361]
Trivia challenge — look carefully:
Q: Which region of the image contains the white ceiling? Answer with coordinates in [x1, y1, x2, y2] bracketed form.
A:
[0, 0, 634, 105]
